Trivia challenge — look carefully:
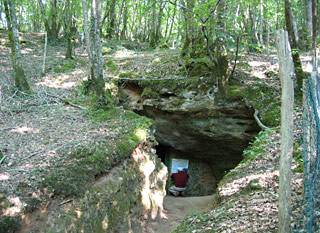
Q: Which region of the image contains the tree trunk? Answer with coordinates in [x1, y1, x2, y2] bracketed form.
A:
[88, 0, 106, 105]
[284, 0, 304, 95]
[149, 1, 157, 48]
[38, 0, 60, 41]
[166, 0, 177, 42]
[82, 0, 91, 59]
[155, 0, 164, 42]
[259, 0, 264, 46]
[275, 29, 294, 233]
[106, 0, 117, 38]
[120, 0, 128, 39]
[181, 0, 196, 57]
[64, 0, 75, 59]
[4, 0, 31, 92]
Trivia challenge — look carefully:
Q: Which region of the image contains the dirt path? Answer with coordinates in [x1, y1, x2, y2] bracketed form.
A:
[145, 195, 215, 233]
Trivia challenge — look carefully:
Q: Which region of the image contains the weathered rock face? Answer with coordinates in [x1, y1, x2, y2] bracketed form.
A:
[122, 80, 260, 183]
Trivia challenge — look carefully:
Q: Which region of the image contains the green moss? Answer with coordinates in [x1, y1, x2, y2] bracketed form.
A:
[118, 71, 133, 78]
[263, 103, 280, 126]
[229, 82, 281, 127]
[41, 108, 153, 198]
[240, 178, 263, 194]
[101, 47, 112, 55]
[171, 99, 185, 106]
[226, 86, 246, 99]
[103, 60, 118, 74]
[53, 59, 78, 73]
[141, 87, 158, 98]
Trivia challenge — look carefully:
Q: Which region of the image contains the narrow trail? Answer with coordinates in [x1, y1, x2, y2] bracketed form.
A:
[145, 195, 215, 233]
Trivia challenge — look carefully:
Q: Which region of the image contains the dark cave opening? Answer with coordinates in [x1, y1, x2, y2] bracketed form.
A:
[156, 142, 218, 197]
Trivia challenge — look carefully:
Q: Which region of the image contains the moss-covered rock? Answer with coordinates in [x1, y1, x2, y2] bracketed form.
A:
[45, 137, 167, 233]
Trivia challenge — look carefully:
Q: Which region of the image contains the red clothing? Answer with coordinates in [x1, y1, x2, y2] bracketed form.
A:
[171, 171, 189, 188]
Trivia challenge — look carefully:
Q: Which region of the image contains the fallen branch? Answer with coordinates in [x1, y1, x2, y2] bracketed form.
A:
[46, 93, 87, 110]
[42, 32, 47, 75]
[0, 124, 22, 132]
[113, 76, 188, 81]
[6, 169, 28, 172]
[58, 199, 73, 206]
[254, 110, 268, 130]
[0, 155, 7, 165]
[186, 216, 198, 230]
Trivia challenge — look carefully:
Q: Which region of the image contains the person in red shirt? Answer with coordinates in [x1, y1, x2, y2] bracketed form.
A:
[169, 167, 189, 197]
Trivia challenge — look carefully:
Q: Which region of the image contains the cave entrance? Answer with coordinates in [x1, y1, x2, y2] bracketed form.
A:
[156, 143, 217, 197]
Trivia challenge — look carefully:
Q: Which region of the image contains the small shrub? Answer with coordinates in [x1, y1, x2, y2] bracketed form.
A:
[0, 216, 21, 233]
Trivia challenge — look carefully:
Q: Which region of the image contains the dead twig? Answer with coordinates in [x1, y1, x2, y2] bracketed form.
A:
[6, 169, 28, 172]
[0, 155, 7, 165]
[0, 124, 23, 132]
[186, 216, 198, 230]
[58, 199, 73, 206]
[46, 93, 87, 110]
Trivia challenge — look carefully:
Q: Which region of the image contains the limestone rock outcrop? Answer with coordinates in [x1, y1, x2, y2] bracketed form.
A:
[122, 78, 260, 181]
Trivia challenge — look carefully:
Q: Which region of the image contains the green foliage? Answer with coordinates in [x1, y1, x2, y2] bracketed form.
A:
[0, 216, 21, 233]
[118, 71, 134, 78]
[53, 59, 79, 73]
[101, 47, 113, 55]
[242, 128, 273, 164]
[293, 142, 303, 173]
[141, 87, 158, 98]
[228, 82, 281, 127]
[103, 60, 119, 74]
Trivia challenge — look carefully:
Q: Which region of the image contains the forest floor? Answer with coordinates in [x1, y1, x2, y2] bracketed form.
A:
[0, 31, 310, 232]
[146, 195, 215, 233]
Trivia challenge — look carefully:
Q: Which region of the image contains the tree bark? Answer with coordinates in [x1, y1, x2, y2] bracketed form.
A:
[276, 29, 294, 233]
[284, 0, 304, 95]
[38, 0, 61, 41]
[259, 0, 264, 46]
[4, 0, 31, 92]
[88, 0, 106, 105]
[64, 0, 76, 59]
[106, 0, 117, 38]
[120, 0, 128, 39]
[82, 0, 91, 59]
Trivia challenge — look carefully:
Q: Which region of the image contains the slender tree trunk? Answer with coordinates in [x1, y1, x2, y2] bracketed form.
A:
[307, 0, 313, 48]
[82, 0, 91, 59]
[250, 4, 259, 45]
[167, 0, 177, 42]
[259, 0, 264, 46]
[4, 0, 31, 92]
[284, 0, 304, 94]
[149, 1, 157, 47]
[64, 0, 75, 59]
[276, 29, 294, 233]
[181, 0, 196, 56]
[38, 0, 60, 41]
[120, 0, 128, 39]
[311, 0, 317, 68]
[156, 0, 164, 42]
[106, 0, 116, 38]
[88, 0, 106, 105]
